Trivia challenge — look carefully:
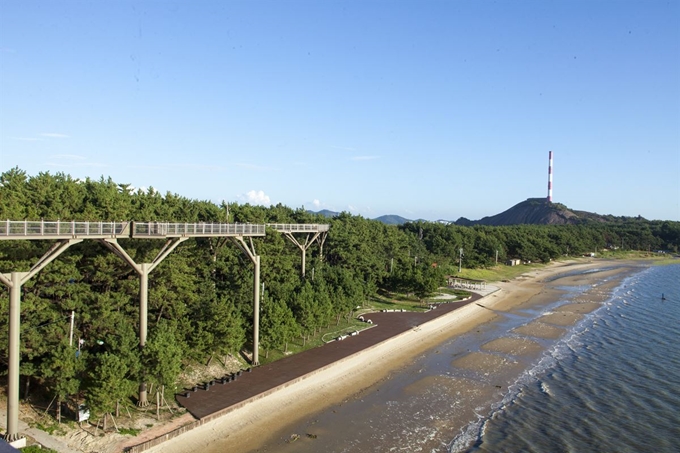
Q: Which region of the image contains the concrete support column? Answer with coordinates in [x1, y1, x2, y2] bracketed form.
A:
[300, 249, 306, 278]
[252, 255, 260, 366]
[4, 272, 25, 442]
[138, 263, 150, 407]
[1, 240, 79, 443]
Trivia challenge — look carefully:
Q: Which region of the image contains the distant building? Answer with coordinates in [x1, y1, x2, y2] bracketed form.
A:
[506, 259, 521, 266]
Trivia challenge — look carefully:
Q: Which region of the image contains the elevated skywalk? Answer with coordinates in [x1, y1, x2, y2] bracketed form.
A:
[0, 218, 328, 441]
[0, 219, 265, 441]
[0, 218, 330, 442]
[0, 220, 264, 240]
[267, 223, 329, 277]
[267, 223, 329, 234]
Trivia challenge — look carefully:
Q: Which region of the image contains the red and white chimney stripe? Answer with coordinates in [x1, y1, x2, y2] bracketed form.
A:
[547, 151, 553, 202]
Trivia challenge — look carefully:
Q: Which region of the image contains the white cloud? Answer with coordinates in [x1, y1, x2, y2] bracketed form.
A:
[351, 155, 379, 161]
[11, 137, 43, 141]
[50, 154, 86, 160]
[127, 163, 225, 171]
[239, 190, 272, 206]
[306, 199, 338, 212]
[234, 162, 275, 171]
[46, 161, 108, 169]
[41, 133, 69, 138]
[47, 154, 101, 168]
[10, 132, 70, 141]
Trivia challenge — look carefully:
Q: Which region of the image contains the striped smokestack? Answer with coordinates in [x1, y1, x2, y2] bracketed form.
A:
[547, 151, 553, 202]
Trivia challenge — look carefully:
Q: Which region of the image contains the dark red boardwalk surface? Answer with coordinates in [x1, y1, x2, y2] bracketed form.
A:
[177, 295, 480, 419]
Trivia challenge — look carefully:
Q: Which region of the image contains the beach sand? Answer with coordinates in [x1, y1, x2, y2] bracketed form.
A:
[144, 259, 642, 453]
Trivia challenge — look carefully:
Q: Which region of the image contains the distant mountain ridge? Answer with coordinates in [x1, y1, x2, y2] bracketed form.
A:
[314, 209, 340, 218]
[373, 214, 411, 225]
[309, 209, 412, 225]
[310, 198, 644, 226]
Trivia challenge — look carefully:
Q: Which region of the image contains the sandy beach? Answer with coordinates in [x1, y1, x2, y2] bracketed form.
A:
[140, 258, 642, 453]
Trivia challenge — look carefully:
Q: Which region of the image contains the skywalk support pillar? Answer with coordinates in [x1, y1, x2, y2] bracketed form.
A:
[138, 263, 150, 405]
[101, 238, 187, 407]
[231, 237, 261, 366]
[316, 232, 327, 262]
[301, 244, 306, 278]
[4, 272, 25, 443]
[253, 255, 260, 366]
[0, 239, 82, 443]
[283, 231, 322, 278]
[140, 263, 150, 350]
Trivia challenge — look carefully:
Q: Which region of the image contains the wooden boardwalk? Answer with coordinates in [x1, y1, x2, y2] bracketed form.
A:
[176, 294, 480, 420]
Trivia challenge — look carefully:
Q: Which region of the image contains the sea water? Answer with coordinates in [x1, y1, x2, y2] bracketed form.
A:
[461, 263, 680, 453]
[251, 264, 679, 453]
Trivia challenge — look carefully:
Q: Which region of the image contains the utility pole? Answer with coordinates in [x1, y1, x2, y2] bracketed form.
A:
[495, 250, 498, 265]
[459, 248, 463, 273]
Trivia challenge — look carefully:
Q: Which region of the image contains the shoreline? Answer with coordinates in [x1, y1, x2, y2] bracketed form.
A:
[142, 259, 643, 453]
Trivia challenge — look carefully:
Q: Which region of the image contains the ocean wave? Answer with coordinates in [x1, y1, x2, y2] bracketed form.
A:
[447, 268, 644, 453]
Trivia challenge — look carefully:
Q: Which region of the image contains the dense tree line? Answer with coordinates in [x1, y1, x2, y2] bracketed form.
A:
[1, 168, 678, 421]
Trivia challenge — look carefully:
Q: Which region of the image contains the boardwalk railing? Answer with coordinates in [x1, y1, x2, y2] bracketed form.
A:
[0, 220, 265, 239]
[131, 222, 265, 237]
[0, 220, 130, 239]
[268, 223, 330, 233]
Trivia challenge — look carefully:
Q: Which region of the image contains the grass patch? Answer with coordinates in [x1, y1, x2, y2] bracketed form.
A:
[21, 447, 58, 453]
[118, 427, 141, 436]
[455, 263, 547, 282]
[368, 293, 425, 311]
[596, 250, 680, 262]
[258, 290, 443, 365]
[258, 317, 369, 365]
[33, 421, 66, 436]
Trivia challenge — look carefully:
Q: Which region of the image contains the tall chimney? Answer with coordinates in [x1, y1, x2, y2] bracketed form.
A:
[547, 151, 553, 202]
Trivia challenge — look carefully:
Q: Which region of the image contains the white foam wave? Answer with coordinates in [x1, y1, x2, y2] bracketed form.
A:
[447, 412, 486, 453]
[540, 382, 552, 396]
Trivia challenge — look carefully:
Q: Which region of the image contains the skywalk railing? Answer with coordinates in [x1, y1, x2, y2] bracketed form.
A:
[268, 223, 330, 233]
[0, 220, 265, 239]
[0, 220, 130, 238]
[131, 222, 265, 237]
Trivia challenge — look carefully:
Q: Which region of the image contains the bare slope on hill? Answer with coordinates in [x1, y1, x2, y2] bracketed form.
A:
[456, 198, 596, 226]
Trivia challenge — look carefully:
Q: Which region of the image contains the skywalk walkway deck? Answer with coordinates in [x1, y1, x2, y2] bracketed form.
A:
[0, 220, 265, 240]
[176, 294, 481, 420]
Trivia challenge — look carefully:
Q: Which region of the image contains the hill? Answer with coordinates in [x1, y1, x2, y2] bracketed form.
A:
[455, 198, 644, 226]
[309, 210, 412, 225]
[374, 214, 411, 225]
[457, 198, 578, 226]
[311, 199, 646, 227]
[314, 209, 340, 218]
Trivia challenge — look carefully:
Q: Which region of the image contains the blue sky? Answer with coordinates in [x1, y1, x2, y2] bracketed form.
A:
[1, 0, 678, 221]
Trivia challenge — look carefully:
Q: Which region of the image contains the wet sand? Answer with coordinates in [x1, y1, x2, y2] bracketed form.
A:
[145, 259, 642, 453]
